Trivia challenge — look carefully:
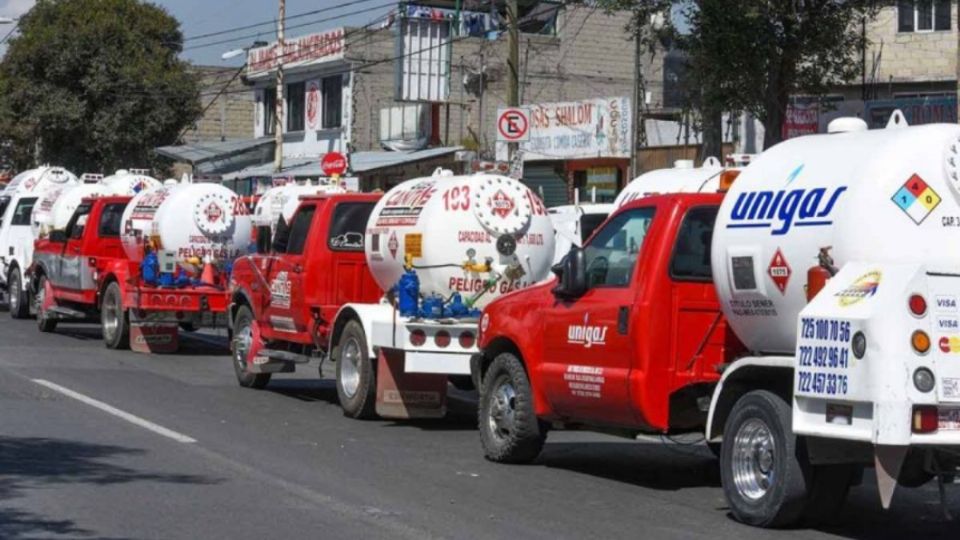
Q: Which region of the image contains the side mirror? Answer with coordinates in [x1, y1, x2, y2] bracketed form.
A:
[271, 216, 290, 253]
[552, 246, 587, 299]
[255, 225, 272, 254]
[49, 230, 67, 243]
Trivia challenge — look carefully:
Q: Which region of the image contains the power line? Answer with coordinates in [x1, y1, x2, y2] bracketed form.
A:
[0, 18, 20, 46]
[184, 3, 394, 52]
[182, 0, 387, 43]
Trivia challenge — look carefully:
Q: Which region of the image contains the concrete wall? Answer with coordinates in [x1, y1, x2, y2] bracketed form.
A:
[182, 67, 255, 144]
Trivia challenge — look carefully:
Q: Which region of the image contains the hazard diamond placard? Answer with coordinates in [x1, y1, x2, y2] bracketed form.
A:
[768, 248, 791, 294]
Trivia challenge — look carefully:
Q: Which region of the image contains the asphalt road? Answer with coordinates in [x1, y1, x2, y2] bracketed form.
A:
[1, 316, 959, 539]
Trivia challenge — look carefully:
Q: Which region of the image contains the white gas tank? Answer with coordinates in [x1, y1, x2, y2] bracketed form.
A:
[365, 171, 555, 308]
[101, 170, 162, 196]
[120, 183, 251, 263]
[4, 166, 78, 196]
[31, 184, 112, 236]
[253, 182, 346, 228]
[614, 157, 723, 208]
[713, 117, 960, 354]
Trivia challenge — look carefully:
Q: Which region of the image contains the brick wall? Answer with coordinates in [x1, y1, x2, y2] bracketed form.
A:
[347, 4, 638, 157]
[866, 4, 958, 85]
[181, 66, 255, 144]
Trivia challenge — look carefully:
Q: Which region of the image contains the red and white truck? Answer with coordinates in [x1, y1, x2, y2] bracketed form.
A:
[31, 181, 252, 352]
[230, 170, 557, 420]
[474, 114, 960, 526]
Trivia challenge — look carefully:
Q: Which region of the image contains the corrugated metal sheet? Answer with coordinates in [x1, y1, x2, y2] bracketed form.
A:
[523, 164, 567, 208]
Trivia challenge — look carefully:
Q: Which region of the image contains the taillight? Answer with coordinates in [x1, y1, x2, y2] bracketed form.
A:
[909, 294, 927, 317]
[409, 329, 426, 347]
[913, 405, 938, 434]
[459, 331, 476, 349]
[912, 330, 931, 354]
[434, 330, 451, 348]
[913, 367, 935, 393]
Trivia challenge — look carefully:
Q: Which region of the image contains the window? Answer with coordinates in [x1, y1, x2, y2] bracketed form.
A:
[11, 197, 37, 226]
[263, 88, 277, 135]
[583, 207, 656, 288]
[579, 213, 607, 244]
[98, 203, 128, 237]
[328, 202, 374, 251]
[322, 75, 342, 129]
[670, 206, 719, 281]
[286, 82, 305, 132]
[284, 205, 315, 255]
[898, 1, 951, 32]
[0, 196, 10, 226]
[65, 203, 92, 240]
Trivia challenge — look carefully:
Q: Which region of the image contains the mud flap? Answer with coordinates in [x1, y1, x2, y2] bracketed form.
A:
[130, 323, 179, 354]
[875, 444, 909, 509]
[41, 279, 55, 313]
[375, 348, 447, 419]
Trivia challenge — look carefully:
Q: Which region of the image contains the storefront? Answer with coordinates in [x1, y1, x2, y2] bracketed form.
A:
[496, 96, 632, 207]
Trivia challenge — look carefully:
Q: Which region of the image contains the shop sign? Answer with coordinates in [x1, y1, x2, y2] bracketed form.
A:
[247, 28, 345, 78]
[514, 97, 632, 161]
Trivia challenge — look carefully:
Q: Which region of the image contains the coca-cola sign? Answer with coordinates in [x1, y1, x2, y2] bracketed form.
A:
[321, 152, 348, 176]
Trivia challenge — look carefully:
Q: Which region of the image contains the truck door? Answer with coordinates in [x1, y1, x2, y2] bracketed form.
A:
[58, 203, 93, 291]
[261, 204, 315, 340]
[542, 207, 657, 425]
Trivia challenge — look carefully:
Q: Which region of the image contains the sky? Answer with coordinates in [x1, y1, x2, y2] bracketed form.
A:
[0, 0, 394, 65]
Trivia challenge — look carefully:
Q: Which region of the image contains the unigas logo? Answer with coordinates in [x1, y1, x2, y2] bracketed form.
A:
[567, 313, 608, 348]
[726, 165, 847, 235]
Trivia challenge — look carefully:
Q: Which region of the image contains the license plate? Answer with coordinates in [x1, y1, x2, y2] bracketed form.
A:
[938, 408, 960, 430]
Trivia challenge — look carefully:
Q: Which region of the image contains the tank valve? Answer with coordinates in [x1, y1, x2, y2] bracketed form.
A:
[496, 234, 517, 257]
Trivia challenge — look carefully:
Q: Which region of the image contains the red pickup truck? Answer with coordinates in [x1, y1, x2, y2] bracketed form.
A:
[228, 192, 382, 394]
[31, 196, 232, 352]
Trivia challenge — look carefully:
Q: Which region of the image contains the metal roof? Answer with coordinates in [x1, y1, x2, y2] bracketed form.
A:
[221, 146, 463, 179]
[155, 138, 274, 164]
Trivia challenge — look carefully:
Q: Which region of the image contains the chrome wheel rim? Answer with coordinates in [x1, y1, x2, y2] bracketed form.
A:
[234, 318, 252, 372]
[102, 290, 119, 341]
[487, 376, 518, 443]
[339, 337, 362, 398]
[732, 418, 777, 501]
[9, 271, 19, 312]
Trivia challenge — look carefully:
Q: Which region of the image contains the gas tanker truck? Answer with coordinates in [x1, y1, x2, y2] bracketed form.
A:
[613, 156, 725, 208]
[32, 181, 251, 353]
[472, 112, 960, 527]
[0, 166, 79, 318]
[228, 169, 556, 419]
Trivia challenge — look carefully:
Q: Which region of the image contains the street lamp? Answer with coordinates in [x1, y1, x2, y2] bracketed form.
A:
[0, 17, 17, 24]
[221, 41, 268, 61]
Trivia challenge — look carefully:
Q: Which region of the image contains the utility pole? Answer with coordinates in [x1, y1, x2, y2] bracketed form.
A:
[630, 29, 642, 179]
[506, 0, 519, 162]
[274, 0, 285, 173]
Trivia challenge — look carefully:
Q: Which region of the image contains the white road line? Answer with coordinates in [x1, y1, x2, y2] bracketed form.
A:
[32, 379, 197, 444]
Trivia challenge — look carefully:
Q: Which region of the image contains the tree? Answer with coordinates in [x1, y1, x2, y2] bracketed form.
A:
[601, 0, 877, 150]
[0, 0, 201, 173]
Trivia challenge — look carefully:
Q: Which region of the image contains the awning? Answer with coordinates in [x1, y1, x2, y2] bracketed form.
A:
[155, 138, 275, 175]
[221, 146, 463, 180]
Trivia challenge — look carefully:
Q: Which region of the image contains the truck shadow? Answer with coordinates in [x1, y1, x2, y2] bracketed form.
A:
[0, 436, 220, 540]
[266, 378, 339, 404]
[537, 440, 721, 490]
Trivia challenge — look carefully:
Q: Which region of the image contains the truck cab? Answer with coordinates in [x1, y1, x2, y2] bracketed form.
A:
[228, 192, 383, 389]
[31, 196, 132, 330]
[475, 193, 739, 441]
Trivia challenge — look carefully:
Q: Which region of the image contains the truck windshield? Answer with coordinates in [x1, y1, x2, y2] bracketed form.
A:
[583, 207, 655, 288]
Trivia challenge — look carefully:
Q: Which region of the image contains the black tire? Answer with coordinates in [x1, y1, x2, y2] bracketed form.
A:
[35, 276, 57, 333]
[101, 282, 129, 350]
[720, 390, 853, 528]
[8, 267, 30, 319]
[478, 353, 547, 463]
[231, 305, 271, 389]
[335, 320, 377, 419]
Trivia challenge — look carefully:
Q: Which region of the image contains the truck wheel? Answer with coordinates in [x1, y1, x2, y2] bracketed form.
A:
[721, 390, 811, 527]
[8, 267, 29, 319]
[101, 282, 129, 350]
[231, 305, 271, 389]
[478, 353, 546, 463]
[35, 276, 57, 333]
[335, 320, 377, 419]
